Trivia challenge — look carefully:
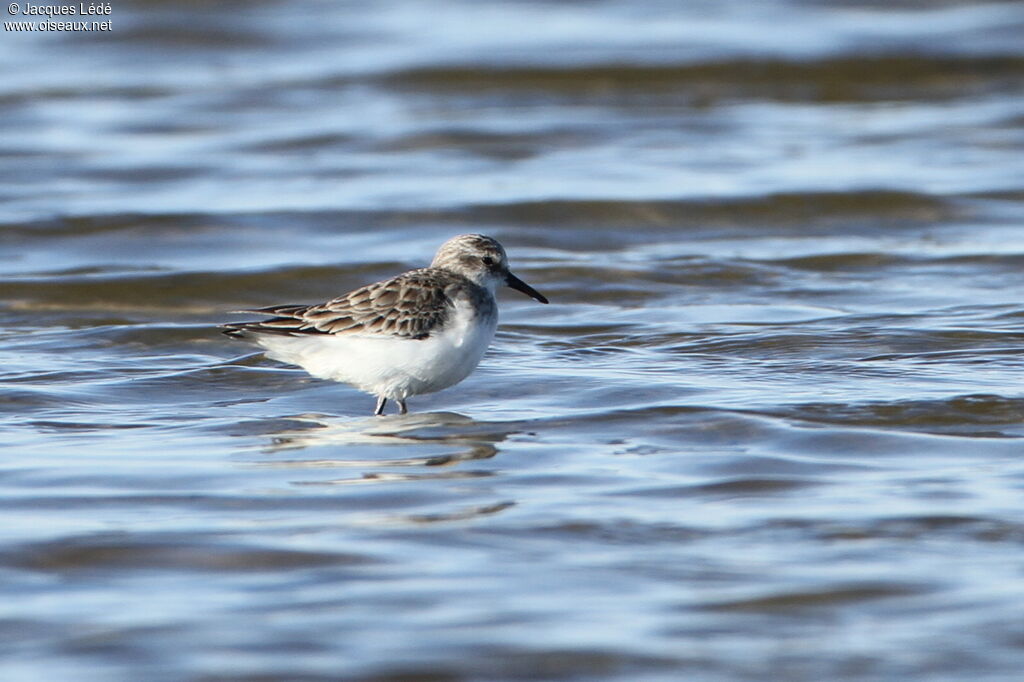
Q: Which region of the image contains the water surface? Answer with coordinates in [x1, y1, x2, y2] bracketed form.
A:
[3, 1, 1024, 680]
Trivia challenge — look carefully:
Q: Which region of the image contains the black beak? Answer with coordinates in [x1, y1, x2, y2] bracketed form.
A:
[505, 271, 549, 304]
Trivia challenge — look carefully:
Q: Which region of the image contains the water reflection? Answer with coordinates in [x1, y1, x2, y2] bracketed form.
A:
[254, 411, 509, 450]
[241, 411, 508, 487]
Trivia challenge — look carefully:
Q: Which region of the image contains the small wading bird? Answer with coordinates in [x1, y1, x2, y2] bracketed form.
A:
[221, 234, 548, 415]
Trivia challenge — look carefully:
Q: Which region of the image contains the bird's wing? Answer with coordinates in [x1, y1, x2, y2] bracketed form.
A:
[222, 269, 457, 340]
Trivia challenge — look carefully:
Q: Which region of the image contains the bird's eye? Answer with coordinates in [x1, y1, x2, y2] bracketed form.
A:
[482, 256, 496, 267]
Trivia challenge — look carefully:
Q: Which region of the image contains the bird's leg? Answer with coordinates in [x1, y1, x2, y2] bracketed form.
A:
[397, 399, 408, 415]
[374, 396, 387, 416]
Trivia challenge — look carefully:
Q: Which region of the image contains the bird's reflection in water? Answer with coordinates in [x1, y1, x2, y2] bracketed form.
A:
[246, 411, 513, 487]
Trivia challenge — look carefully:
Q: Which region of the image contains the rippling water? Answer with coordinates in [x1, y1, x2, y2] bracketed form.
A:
[3, 1, 1024, 680]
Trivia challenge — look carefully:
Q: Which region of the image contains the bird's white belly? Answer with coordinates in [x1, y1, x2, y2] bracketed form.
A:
[256, 301, 496, 400]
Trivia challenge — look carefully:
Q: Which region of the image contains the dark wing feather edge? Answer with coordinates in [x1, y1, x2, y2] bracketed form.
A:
[220, 269, 458, 340]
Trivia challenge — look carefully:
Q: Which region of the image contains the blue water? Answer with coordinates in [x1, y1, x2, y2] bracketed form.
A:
[3, 1, 1024, 680]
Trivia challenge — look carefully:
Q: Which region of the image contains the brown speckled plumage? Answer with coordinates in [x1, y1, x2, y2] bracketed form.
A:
[221, 268, 478, 340]
[220, 234, 547, 416]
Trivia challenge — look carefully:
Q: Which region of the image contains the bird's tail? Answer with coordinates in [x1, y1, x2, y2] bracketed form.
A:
[220, 304, 315, 339]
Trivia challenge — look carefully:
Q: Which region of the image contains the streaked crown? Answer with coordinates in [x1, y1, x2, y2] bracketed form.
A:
[430, 234, 509, 285]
